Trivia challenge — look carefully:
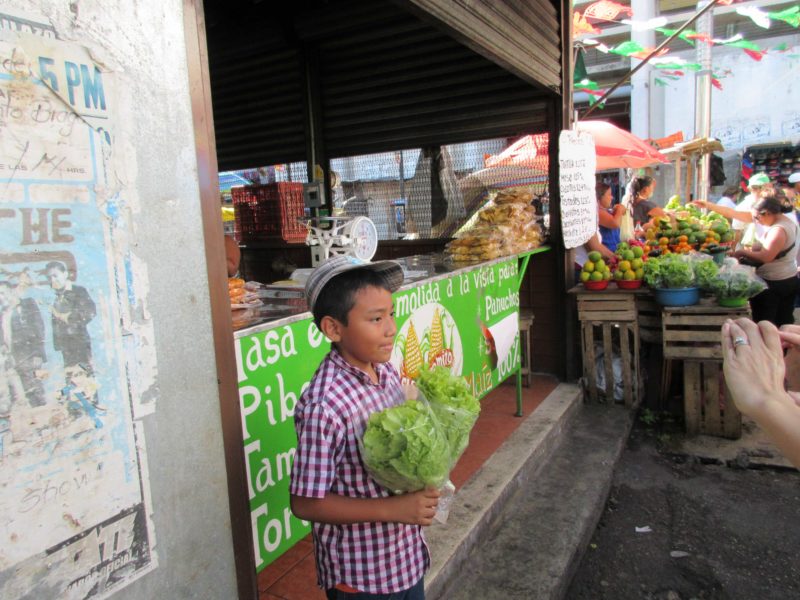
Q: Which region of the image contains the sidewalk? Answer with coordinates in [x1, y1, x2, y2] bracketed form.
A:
[257, 374, 560, 600]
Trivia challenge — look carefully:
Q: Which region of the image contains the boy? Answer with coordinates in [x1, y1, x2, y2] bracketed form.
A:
[290, 255, 440, 600]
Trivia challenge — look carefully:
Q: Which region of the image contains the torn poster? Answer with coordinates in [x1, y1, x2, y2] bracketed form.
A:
[0, 25, 158, 600]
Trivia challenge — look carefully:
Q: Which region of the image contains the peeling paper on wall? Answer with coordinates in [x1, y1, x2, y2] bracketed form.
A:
[0, 24, 158, 599]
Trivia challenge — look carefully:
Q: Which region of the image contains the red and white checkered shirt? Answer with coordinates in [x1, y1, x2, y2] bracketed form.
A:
[289, 348, 429, 593]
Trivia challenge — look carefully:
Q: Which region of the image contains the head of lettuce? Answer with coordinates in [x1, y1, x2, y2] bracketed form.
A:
[360, 367, 481, 493]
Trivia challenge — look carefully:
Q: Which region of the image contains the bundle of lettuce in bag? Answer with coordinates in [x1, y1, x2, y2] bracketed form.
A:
[361, 367, 480, 493]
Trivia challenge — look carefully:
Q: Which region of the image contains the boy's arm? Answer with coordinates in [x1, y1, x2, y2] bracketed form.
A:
[291, 488, 441, 527]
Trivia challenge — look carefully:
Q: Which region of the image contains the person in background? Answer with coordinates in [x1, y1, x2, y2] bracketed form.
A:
[290, 256, 439, 600]
[733, 191, 798, 327]
[722, 318, 800, 468]
[715, 185, 741, 210]
[597, 183, 625, 252]
[629, 176, 666, 225]
[224, 234, 241, 278]
[692, 173, 772, 244]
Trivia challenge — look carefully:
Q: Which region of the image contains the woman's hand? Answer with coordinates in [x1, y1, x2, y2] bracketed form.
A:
[779, 325, 800, 397]
[613, 204, 626, 215]
[722, 319, 787, 418]
[690, 200, 710, 210]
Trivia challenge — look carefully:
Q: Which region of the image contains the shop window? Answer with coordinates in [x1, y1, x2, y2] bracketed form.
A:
[330, 136, 550, 241]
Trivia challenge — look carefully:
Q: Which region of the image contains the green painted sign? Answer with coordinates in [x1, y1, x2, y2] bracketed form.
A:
[236, 257, 521, 570]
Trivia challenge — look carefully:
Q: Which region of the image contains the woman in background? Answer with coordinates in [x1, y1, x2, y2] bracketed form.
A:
[733, 191, 798, 327]
[597, 183, 625, 252]
[630, 176, 666, 226]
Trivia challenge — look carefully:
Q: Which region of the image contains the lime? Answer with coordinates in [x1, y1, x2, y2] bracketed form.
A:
[603, 271, 612, 281]
[580, 271, 590, 282]
[623, 270, 636, 281]
[614, 270, 624, 281]
[632, 246, 644, 258]
[587, 250, 602, 263]
[618, 260, 631, 272]
[631, 258, 644, 270]
[583, 261, 595, 273]
[590, 270, 603, 282]
[635, 268, 644, 280]
[622, 250, 635, 262]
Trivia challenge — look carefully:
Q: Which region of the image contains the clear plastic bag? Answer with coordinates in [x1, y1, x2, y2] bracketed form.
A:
[359, 367, 481, 524]
[709, 258, 767, 301]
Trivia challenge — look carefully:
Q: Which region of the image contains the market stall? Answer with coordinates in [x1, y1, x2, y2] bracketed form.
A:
[235, 247, 549, 569]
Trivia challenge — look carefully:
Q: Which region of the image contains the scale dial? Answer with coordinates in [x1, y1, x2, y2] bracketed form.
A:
[347, 216, 378, 261]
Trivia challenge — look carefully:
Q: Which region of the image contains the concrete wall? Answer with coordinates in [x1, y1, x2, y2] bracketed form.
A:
[1, 1, 238, 598]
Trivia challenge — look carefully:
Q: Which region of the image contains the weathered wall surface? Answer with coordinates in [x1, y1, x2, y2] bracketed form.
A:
[0, 2, 237, 598]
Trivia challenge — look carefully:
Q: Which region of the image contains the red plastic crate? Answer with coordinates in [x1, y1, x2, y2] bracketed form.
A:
[232, 183, 307, 243]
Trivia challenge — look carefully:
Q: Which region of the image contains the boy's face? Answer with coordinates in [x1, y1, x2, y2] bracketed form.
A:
[323, 285, 396, 372]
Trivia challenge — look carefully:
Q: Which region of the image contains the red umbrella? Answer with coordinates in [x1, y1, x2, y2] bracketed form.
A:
[576, 120, 668, 171]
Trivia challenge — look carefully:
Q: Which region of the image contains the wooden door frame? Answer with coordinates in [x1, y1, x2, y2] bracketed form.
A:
[182, 1, 258, 598]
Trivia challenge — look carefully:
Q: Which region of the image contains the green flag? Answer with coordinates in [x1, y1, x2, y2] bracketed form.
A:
[573, 49, 588, 84]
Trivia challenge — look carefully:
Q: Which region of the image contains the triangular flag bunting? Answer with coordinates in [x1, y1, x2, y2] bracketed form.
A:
[654, 78, 669, 87]
[711, 78, 723, 90]
[743, 48, 766, 61]
[583, 1, 633, 22]
[737, 6, 771, 29]
[657, 27, 696, 45]
[574, 11, 601, 36]
[768, 7, 800, 28]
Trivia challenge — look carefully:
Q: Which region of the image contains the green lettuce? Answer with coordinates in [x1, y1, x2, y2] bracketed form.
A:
[361, 367, 481, 493]
[361, 399, 452, 492]
[417, 367, 481, 461]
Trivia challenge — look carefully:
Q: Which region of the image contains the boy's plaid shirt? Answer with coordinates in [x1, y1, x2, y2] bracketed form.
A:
[289, 348, 429, 593]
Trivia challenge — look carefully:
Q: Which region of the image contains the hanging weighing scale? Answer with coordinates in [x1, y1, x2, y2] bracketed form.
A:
[304, 215, 379, 266]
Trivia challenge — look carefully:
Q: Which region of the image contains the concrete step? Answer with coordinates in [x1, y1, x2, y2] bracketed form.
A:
[424, 383, 584, 599]
[426, 389, 635, 600]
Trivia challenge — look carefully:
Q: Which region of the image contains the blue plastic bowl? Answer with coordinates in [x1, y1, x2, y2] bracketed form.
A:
[653, 287, 700, 307]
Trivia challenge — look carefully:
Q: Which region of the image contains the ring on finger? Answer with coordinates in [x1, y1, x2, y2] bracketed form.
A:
[733, 336, 749, 347]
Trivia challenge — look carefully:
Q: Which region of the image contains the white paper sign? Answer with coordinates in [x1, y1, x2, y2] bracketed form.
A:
[559, 130, 597, 249]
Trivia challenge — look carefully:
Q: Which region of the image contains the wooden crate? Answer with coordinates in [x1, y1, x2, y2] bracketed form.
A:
[636, 295, 662, 344]
[580, 320, 641, 406]
[662, 305, 751, 361]
[569, 287, 642, 407]
[683, 360, 741, 439]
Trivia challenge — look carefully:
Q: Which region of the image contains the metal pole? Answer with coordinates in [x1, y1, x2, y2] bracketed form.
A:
[694, 0, 714, 201]
[581, 0, 721, 120]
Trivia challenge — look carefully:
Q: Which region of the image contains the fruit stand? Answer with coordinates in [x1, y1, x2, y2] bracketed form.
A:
[572, 224, 765, 439]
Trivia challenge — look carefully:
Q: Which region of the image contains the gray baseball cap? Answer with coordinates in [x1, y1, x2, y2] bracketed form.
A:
[304, 255, 404, 313]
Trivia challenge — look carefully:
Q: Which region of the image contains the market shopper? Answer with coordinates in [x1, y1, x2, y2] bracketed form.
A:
[597, 183, 625, 252]
[692, 173, 772, 243]
[733, 191, 799, 327]
[290, 256, 439, 600]
[629, 176, 666, 225]
[722, 318, 800, 468]
[715, 185, 741, 210]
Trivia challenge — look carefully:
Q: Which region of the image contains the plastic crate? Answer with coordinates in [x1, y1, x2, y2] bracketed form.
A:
[232, 183, 307, 243]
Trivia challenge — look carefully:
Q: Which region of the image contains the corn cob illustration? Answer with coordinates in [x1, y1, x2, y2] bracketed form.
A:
[428, 308, 443, 367]
[403, 321, 423, 379]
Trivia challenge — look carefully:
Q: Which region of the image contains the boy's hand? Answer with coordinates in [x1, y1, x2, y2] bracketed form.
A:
[390, 488, 441, 526]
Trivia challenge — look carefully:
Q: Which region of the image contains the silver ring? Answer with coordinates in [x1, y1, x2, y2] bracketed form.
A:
[733, 336, 749, 347]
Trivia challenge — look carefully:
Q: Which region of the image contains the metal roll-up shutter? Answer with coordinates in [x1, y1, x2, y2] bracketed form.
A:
[311, 7, 550, 158]
[208, 41, 306, 172]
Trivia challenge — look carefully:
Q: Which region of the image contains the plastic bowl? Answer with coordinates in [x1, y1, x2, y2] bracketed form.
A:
[653, 287, 700, 306]
[583, 279, 609, 291]
[717, 296, 748, 308]
[615, 279, 643, 290]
